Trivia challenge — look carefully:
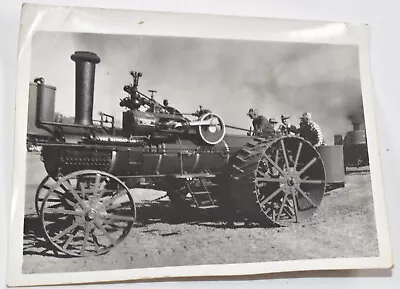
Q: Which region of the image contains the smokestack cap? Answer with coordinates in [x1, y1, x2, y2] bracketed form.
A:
[71, 51, 101, 64]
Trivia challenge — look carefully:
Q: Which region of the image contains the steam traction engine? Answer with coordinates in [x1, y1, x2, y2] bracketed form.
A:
[30, 51, 337, 257]
[334, 120, 369, 172]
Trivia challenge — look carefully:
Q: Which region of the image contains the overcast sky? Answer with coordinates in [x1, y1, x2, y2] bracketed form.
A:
[30, 31, 363, 144]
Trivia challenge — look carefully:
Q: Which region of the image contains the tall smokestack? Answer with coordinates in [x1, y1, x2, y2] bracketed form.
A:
[348, 108, 365, 132]
[71, 51, 101, 126]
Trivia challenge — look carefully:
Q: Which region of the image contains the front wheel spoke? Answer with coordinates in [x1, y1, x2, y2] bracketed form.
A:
[62, 227, 78, 250]
[92, 174, 102, 201]
[60, 182, 73, 193]
[284, 205, 294, 217]
[41, 184, 51, 190]
[95, 222, 117, 246]
[298, 157, 317, 175]
[91, 232, 102, 253]
[256, 177, 285, 183]
[80, 222, 91, 256]
[79, 182, 88, 199]
[48, 195, 76, 207]
[102, 219, 128, 228]
[52, 222, 79, 241]
[295, 186, 318, 208]
[63, 198, 77, 207]
[260, 186, 284, 207]
[106, 201, 131, 211]
[42, 189, 66, 201]
[69, 188, 87, 209]
[299, 179, 325, 184]
[45, 208, 84, 216]
[280, 140, 290, 169]
[94, 173, 102, 190]
[47, 201, 64, 208]
[53, 189, 66, 196]
[100, 213, 134, 222]
[96, 188, 112, 200]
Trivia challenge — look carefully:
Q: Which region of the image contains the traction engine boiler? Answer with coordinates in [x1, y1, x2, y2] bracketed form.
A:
[28, 51, 341, 257]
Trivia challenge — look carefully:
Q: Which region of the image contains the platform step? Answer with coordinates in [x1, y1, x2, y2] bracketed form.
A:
[232, 164, 244, 173]
[198, 205, 219, 209]
[236, 155, 246, 163]
[247, 141, 258, 147]
[241, 148, 253, 155]
[191, 191, 211, 195]
[173, 173, 216, 179]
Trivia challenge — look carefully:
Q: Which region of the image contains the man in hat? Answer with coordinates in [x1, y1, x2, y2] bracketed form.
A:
[298, 112, 324, 147]
[247, 108, 275, 137]
[269, 118, 279, 132]
[279, 114, 297, 135]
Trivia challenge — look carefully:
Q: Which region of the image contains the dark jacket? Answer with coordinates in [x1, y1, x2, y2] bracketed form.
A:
[298, 121, 324, 147]
[253, 116, 275, 137]
[279, 124, 297, 135]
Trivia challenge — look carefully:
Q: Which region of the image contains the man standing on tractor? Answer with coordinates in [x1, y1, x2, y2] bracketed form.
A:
[269, 118, 279, 132]
[247, 108, 275, 137]
[279, 114, 297, 135]
[298, 112, 324, 147]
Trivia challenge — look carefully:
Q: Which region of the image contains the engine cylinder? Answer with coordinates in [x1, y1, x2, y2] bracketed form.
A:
[71, 51, 101, 126]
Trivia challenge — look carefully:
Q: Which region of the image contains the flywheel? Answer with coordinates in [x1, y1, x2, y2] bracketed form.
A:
[197, 112, 226, 145]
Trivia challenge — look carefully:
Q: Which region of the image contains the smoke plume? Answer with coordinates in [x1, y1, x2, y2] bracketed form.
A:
[31, 32, 364, 144]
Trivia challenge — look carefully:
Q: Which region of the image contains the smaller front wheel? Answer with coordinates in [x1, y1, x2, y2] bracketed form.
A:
[35, 175, 58, 216]
[40, 170, 135, 257]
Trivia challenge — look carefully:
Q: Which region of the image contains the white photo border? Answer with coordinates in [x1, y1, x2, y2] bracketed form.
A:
[7, 3, 393, 286]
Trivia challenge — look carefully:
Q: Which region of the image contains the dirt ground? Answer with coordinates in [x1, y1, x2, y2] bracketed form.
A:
[22, 153, 379, 274]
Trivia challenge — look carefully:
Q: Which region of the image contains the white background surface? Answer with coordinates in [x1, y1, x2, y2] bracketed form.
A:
[0, 0, 398, 288]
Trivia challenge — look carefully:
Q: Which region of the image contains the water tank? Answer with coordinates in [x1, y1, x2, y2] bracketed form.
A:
[317, 145, 345, 185]
[27, 82, 56, 136]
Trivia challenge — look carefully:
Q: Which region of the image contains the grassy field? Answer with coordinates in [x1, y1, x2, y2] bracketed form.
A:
[22, 153, 379, 274]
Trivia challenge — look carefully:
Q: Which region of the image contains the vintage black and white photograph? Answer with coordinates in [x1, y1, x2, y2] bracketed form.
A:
[7, 4, 393, 287]
[22, 31, 378, 272]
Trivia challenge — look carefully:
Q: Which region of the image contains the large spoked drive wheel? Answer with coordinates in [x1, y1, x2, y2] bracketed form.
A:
[230, 136, 326, 226]
[40, 170, 135, 257]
